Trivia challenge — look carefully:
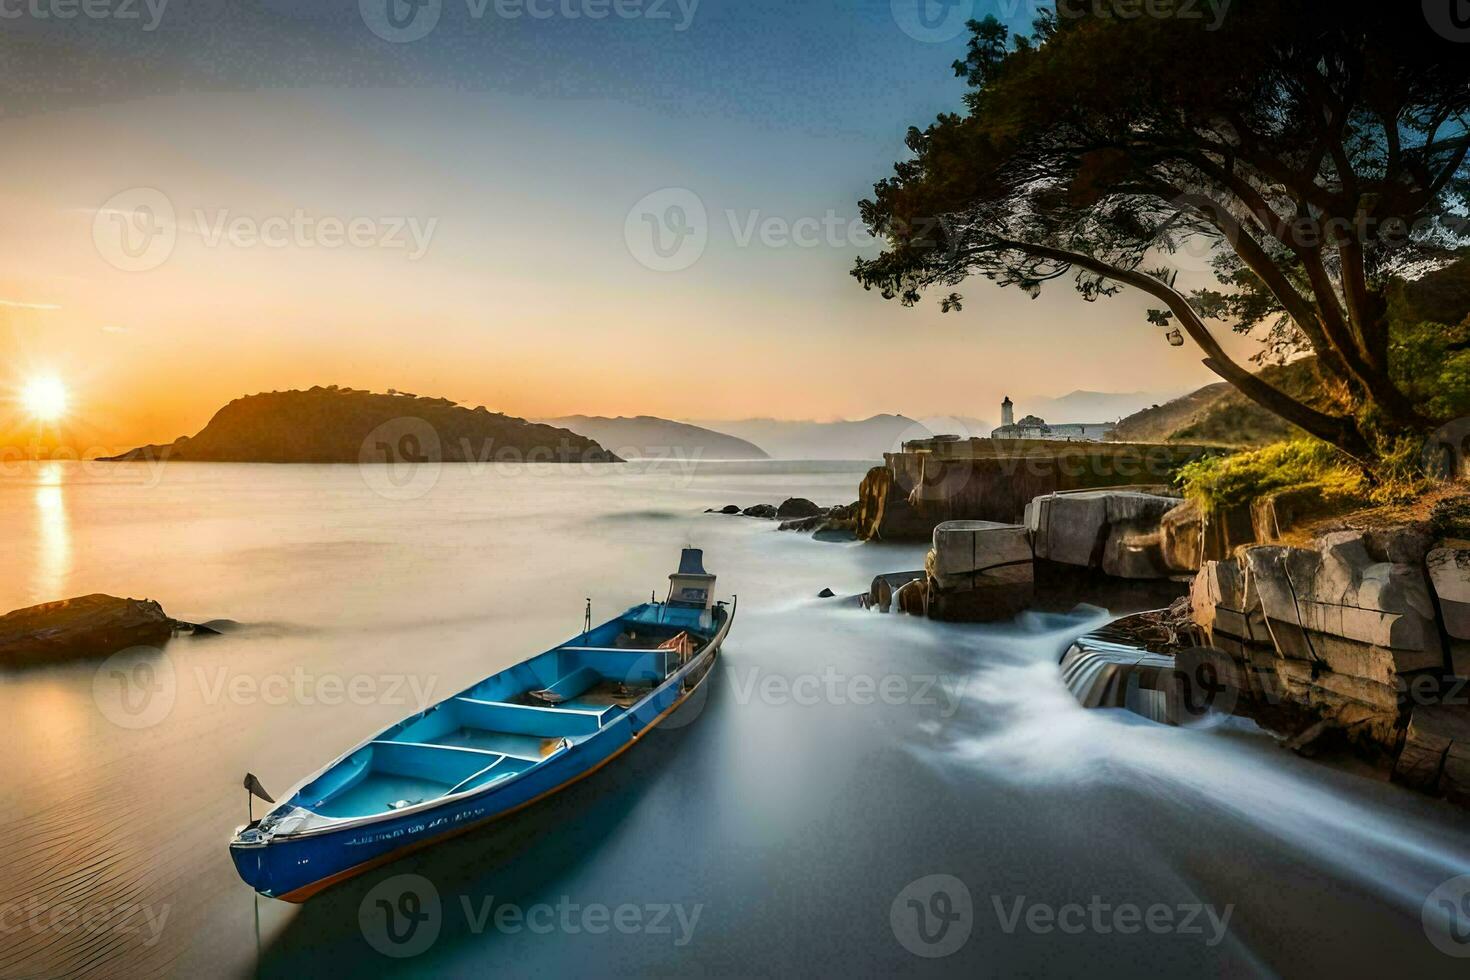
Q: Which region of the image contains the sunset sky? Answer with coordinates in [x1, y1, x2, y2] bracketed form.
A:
[0, 0, 1259, 452]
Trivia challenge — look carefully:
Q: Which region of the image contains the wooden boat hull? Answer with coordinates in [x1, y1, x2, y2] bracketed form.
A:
[230, 599, 730, 902]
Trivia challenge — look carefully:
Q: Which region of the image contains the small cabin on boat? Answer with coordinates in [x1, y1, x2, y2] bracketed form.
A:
[667, 548, 716, 614]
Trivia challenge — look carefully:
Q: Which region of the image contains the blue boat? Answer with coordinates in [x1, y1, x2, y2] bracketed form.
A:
[229, 549, 733, 902]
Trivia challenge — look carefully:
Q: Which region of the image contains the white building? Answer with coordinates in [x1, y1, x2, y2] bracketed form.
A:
[990, 397, 1115, 442]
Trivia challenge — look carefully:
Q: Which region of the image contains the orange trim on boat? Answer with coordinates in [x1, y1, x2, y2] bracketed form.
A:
[273, 650, 719, 904]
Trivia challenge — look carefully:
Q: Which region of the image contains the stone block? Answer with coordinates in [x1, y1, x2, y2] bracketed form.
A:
[1427, 541, 1470, 641]
[926, 521, 1033, 622]
[1028, 490, 1181, 570]
[927, 521, 1033, 588]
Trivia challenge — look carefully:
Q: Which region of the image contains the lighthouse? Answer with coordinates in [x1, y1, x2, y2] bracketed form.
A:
[1001, 396, 1014, 428]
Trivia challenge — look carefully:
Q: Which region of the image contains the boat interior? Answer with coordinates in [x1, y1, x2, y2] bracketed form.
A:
[287, 604, 720, 820]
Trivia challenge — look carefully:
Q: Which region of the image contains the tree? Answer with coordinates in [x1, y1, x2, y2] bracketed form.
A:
[853, 3, 1470, 464]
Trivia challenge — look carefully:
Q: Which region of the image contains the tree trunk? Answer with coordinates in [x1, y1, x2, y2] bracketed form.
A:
[989, 239, 1376, 462]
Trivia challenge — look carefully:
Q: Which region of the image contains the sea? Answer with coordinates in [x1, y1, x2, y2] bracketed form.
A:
[1, 458, 1468, 978]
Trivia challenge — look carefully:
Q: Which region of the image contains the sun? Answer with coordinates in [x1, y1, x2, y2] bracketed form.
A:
[21, 376, 69, 422]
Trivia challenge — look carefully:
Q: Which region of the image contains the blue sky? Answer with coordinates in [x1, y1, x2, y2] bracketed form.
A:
[0, 1, 1249, 446]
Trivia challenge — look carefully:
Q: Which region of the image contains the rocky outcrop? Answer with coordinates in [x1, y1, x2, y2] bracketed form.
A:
[0, 595, 186, 666]
[856, 465, 931, 541]
[855, 442, 1210, 542]
[776, 498, 823, 519]
[1394, 706, 1470, 803]
[1026, 490, 1183, 579]
[925, 521, 1034, 622]
[1427, 541, 1470, 640]
[100, 387, 620, 464]
[742, 504, 778, 519]
[1191, 526, 1452, 752]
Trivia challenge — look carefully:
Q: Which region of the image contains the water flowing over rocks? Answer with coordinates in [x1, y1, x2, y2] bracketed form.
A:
[847, 466, 1470, 806]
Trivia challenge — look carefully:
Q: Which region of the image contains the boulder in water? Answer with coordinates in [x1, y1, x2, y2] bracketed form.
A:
[718, 505, 741, 515]
[742, 504, 778, 519]
[817, 588, 836, 598]
[776, 497, 823, 519]
[0, 595, 180, 666]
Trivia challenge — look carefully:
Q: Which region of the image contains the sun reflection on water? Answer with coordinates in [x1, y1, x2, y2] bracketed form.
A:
[33, 462, 70, 603]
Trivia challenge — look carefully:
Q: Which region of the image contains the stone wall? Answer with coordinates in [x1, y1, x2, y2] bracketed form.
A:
[855, 442, 1211, 542]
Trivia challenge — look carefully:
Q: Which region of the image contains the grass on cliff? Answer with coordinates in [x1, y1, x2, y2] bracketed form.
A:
[1175, 439, 1367, 514]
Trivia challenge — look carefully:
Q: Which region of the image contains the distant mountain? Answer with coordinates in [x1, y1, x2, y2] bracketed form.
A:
[1111, 360, 1325, 447]
[538, 416, 768, 460]
[1015, 389, 1191, 424]
[690, 415, 931, 460]
[100, 387, 619, 463]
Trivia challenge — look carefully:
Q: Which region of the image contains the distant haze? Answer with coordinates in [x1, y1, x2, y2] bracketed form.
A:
[689, 415, 936, 461]
[1007, 390, 1189, 425]
[538, 416, 767, 460]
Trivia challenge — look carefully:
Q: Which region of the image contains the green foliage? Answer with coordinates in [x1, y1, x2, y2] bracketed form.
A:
[1365, 433, 1431, 506]
[1176, 440, 1365, 514]
[1389, 319, 1470, 422]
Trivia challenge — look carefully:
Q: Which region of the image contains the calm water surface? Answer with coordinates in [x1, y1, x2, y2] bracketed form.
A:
[2, 460, 1469, 978]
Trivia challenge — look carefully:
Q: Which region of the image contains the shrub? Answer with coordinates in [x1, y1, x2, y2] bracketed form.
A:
[1176, 440, 1366, 514]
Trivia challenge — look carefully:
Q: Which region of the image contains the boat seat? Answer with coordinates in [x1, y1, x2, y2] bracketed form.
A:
[453, 697, 609, 737]
[539, 666, 602, 702]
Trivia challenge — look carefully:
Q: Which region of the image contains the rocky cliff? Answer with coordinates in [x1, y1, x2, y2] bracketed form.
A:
[100, 387, 620, 464]
[856, 439, 1212, 541]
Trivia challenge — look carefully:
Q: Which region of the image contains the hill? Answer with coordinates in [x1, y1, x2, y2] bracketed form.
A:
[1111, 360, 1327, 447]
[100, 387, 619, 463]
[689, 415, 931, 460]
[538, 416, 768, 460]
[1022, 389, 1189, 424]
